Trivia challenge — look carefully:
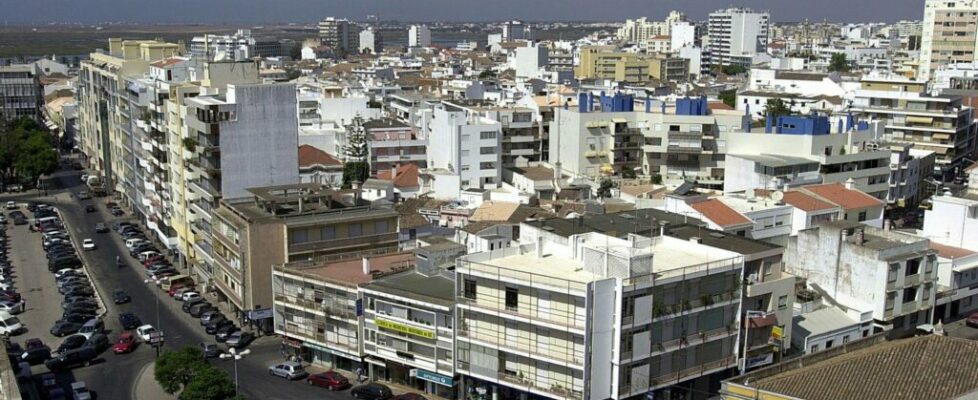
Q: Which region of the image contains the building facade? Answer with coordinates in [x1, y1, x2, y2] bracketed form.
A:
[707, 8, 770, 67]
[0, 64, 42, 123]
[919, 0, 978, 80]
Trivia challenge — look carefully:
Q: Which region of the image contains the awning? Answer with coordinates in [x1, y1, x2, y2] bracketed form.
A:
[907, 116, 933, 124]
[748, 314, 778, 328]
[611, 117, 628, 123]
[364, 356, 387, 367]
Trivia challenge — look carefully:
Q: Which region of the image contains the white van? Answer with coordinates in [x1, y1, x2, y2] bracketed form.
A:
[125, 238, 149, 249]
[0, 311, 23, 335]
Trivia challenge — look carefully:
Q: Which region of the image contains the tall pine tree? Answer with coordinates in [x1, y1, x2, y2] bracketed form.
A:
[342, 115, 370, 188]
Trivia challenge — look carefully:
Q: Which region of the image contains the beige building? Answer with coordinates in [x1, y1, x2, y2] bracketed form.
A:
[919, 0, 978, 80]
[576, 47, 689, 84]
[213, 183, 399, 321]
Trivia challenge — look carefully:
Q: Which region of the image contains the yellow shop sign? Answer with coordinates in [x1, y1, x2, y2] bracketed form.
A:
[376, 318, 435, 339]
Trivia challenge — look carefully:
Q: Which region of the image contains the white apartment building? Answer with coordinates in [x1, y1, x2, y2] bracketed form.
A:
[724, 116, 892, 199]
[318, 17, 358, 53]
[512, 44, 549, 80]
[409, 25, 432, 48]
[550, 97, 746, 188]
[0, 64, 42, 123]
[786, 221, 937, 334]
[887, 144, 936, 207]
[851, 77, 977, 180]
[919, 0, 978, 80]
[456, 227, 744, 400]
[707, 8, 770, 67]
[923, 192, 978, 252]
[189, 29, 284, 61]
[670, 22, 697, 51]
[424, 103, 502, 193]
[360, 28, 379, 54]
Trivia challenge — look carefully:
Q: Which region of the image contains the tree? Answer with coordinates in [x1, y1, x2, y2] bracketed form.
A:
[596, 178, 615, 198]
[342, 116, 371, 189]
[179, 366, 238, 400]
[718, 89, 737, 108]
[478, 69, 496, 79]
[828, 53, 850, 72]
[155, 347, 208, 394]
[763, 98, 793, 119]
[721, 64, 747, 76]
[0, 117, 58, 185]
[289, 44, 302, 60]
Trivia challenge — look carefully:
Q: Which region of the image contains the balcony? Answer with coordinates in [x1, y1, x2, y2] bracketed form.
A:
[288, 232, 399, 254]
[456, 296, 586, 331]
[274, 294, 357, 319]
[667, 145, 703, 154]
[188, 177, 220, 200]
[905, 274, 921, 287]
[585, 150, 608, 158]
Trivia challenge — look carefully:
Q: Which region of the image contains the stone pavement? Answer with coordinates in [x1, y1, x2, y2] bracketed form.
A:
[132, 361, 177, 400]
[301, 362, 430, 397]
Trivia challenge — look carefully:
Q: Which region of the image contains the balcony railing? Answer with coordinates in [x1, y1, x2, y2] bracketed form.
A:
[274, 294, 358, 319]
[457, 296, 586, 331]
[288, 232, 399, 254]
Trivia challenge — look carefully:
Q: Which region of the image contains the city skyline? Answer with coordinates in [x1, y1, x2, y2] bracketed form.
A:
[7, 0, 925, 24]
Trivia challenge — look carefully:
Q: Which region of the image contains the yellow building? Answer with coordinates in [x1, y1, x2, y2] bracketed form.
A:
[576, 46, 688, 84]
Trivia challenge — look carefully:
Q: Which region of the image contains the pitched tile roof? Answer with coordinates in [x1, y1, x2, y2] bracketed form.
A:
[376, 164, 420, 189]
[800, 183, 884, 210]
[929, 242, 977, 260]
[750, 335, 978, 400]
[782, 191, 838, 212]
[298, 145, 342, 168]
[689, 199, 752, 228]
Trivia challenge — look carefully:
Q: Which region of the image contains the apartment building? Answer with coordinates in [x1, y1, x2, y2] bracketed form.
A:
[273, 249, 415, 372]
[457, 105, 544, 167]
[851, 74, 978, 181]
[923, 191, 978, 251]
[77, 38, 183, 191]
[0, 64, 42, 122]
[667, 224, 795, 371]
[409, 25, 432, 48]
[211, 184, 399, 322]
[365, 118, 427, 174]
[576, 47, 688, 84]
[189, 29, 285, 61]
[919, 0, 978, 80]
[724, 115, 892, 199]
[551, 96, 746, 187]
[786, 221, 938, 334]
[455, 227, 744, 400]
[359, 29, 380, 54]
[318, 17, 359, 53]
[886, 144, 936, 207]
[360, 265, 457, 398]
[615, 12, 687, 45]
[707, 8, 770, 67]
[423, 103, 502, 192]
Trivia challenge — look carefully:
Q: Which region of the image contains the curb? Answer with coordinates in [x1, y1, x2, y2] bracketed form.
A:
[130, 361, 153, 400]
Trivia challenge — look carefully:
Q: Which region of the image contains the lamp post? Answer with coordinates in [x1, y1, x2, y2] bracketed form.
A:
[220, 347, 250, 397]
[143, 278, 160, 328]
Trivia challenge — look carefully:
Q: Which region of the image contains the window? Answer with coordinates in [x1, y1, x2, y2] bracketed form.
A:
[778, 295, 788, 310]
[858, 211, 867, 222]
[505, 287, 519, 310]
[479, 146, 496, 155]
[321, 226, 336, 240]
[906, 258, 921, 276]
[810, 344, 819, 353]
[480, 131, 497, 139]
[888, 263, 898, 283]
[843, 335, 850, 344]
[374, 220, 388, 234]
[290, 229, 308, 244]
[463, 279, 476, 299]
[903, 287, 918, 303]
[348, 224, 363, 237]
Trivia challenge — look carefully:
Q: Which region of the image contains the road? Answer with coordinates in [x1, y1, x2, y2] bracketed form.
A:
[4, 164, 359, 400]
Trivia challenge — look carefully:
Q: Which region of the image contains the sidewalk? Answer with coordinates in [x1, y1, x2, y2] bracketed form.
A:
[132, 362, 178, 400]
[303, 363, 429, 397]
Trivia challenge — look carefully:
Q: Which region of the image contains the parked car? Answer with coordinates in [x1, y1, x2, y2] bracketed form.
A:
[56, 335, 88, 355]
[112, 289, 131, 304]
[214, 326, 240, 342]
[307, 371, 351, 391]
[182, 298, 204, 312]
[50, 321, 83, 337]
[19, 345, 52, 365]
[83, 333, 110, 353]
[181, 292, 202, 303]
[205, 319, 233, 334]
[57, 314, 91, 325]
[44, 346, 98, 371]
[0, 300, 24, 314]
[269, 361, 309, 380]
[350, 383, 393, 400]
[200, 342, 221, 359]
[112, 332, 139, 354]
[170, 286, 194, 298]
[967, 312, 978, 328]
[39, 373, 58, 396]
[199, 311, 224, 325]
[70, 381, 92, 400]
[119, 313, 142, 330]
[225, 331, 254, 348]
[190, 303, 215, 318]
[5, 202, 16, 210]
[84, 205, 96, 213]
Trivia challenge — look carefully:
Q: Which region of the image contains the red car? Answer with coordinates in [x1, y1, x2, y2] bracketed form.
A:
[167, 284, 194, 297]
[967, 312, 978, 328]
[306, 371, 351, 391]
[112, 333, 138, 354]
[143, 256, 165, 267]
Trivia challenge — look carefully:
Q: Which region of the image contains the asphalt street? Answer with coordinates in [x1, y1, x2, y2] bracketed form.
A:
[2, 164, 361, 399]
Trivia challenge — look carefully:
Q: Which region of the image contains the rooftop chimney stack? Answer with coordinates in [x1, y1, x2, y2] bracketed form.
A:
[362, 257, 371, 275]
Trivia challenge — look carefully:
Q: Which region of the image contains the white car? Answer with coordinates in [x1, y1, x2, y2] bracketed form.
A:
[55, 268, 81, 279]
[0, 300, 24, 314]
[70, 381, 92, 400]
[4, 201, 15, 210]
[80, 174, 89, 183]
[181, 292, 201, 303]
[0, 282, 14, 291]
[136, 324, 158, 342]
[82, 239, 96, 251]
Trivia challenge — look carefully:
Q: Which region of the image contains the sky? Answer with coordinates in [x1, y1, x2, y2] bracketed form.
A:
[5, 0, 924, 24]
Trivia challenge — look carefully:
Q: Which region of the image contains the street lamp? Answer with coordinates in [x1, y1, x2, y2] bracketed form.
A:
[143, 278, 160, 328]
[220, 347, 250, 397]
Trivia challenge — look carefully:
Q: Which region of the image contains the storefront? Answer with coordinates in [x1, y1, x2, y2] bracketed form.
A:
[367, 358, 455, 399]
[414, 368, 455, 399]
[303, 341, 360, 372]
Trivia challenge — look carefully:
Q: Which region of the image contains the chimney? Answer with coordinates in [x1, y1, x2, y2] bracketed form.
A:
[844, 177, 855, 190]
[884, 219, 891, 231]
[362, 257, 372, 275]
[854, 227, 865, 244]
[689, 236, 701, 244]
[298, 195, 304, 214]
[536, 238, 544, 258]
[841, 228, 850, 243]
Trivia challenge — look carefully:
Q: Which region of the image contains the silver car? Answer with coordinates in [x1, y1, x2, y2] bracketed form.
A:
[268, 361, 308, 380]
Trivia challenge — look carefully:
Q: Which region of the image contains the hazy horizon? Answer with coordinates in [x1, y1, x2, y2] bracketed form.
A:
[5, 0, 925, 24]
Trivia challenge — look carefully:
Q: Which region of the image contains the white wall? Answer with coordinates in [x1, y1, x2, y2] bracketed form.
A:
[924, 195, 978, 251]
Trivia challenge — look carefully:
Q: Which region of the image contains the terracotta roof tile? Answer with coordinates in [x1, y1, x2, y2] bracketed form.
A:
[782, 191, 838, 212]
[801, 183, 884, 210]
[930, 242, 977, 260]
[376, 164, 420, 189]
[298, 145, 342, 168]
[689, 199, 752, 228]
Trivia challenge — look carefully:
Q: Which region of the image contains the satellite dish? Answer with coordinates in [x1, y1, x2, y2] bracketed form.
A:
[771, 190, 785, 203]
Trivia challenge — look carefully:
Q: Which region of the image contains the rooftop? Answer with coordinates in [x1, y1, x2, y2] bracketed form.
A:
[510, 166, 557, 181]
[782, 191, 838, 212]
[689, 199, 753, 228]
[792, 306, 858, 339]
[731, 335, 978, 400]
[280, 250, 415, 287]
[298, 145, 342, 168]
[667, 224, 781, 256]
[800, 183, 884, 211]
[526, 208, 704, 239]
[361, 270, 455, 306]
[222, 183, 395, 224]
[929, 242, 977, 260]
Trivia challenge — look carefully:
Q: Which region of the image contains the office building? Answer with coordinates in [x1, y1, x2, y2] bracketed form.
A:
[409, 25, 432, 48]
[318, 17, 359, 53]
[708, 8, 770, 67]
[919, 0, 978, 81]
[0, 64, 42, 122]
[189, 29, 284, 61]
[502, 20, 530, 41]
